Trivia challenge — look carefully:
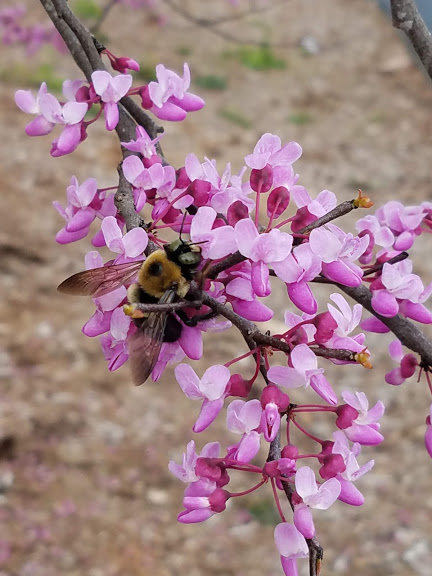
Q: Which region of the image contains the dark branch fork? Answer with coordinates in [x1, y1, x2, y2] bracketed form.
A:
[38, 2, 432, 573]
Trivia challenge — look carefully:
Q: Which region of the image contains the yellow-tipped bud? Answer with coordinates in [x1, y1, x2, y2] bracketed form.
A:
[354, 189, 373, 209]
[354, 349, 373, 369]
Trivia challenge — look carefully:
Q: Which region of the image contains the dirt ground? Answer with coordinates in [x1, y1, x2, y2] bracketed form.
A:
[1, 1, 432, 575]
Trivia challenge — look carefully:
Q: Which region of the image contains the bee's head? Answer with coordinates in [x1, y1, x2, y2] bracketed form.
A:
[165, 238, 202, 269]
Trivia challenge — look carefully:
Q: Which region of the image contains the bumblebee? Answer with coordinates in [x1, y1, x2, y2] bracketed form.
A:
[57, 238, 203, 385]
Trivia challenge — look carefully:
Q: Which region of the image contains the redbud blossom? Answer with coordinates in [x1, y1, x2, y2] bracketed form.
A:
[245, 133, 302, 170]
[340, 391, 384, 446]
[175, 364, 230, 433]
[272, 244, 321, 314]
[144, 63, 205, 121]
[268, 344, 337, 405]
[168, 440, 221, 483]
[226, 399, 262, 462]
[293, 466, 341, 538]
[332, 431, 374, 505]
[190, 206, 237, 259]
[178, 478, 222, 523]
[121, 125, 162, 158]
[370, 259, 429, 318]
[91, 70, 133, 130]
[385, 340, 418, 385]
[274, 523, 308, 576]
[101, 216, 148, 263]
[309, 224, 368, 287]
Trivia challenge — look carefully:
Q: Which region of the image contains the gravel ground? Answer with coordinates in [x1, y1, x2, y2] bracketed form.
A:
[1, 1, 432, 575]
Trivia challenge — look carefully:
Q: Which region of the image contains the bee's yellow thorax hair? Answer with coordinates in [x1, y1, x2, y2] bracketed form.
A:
[137, 250, 189, 298]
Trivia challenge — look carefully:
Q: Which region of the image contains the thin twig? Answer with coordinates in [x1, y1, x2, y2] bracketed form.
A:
[161, 0, 295, 48]
[128, 300, 203, 313]
[91, 0, 118, 34]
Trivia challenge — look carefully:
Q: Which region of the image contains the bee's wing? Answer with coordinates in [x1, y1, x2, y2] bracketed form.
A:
[128, 290, 176, 386]
[57, 261, 143, 297]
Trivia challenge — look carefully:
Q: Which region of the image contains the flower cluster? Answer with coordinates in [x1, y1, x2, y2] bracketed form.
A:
[15, 63, 204, 156]
[16, 57, 432, 576]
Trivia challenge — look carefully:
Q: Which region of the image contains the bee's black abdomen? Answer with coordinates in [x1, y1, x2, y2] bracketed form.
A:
[137, 286, 159, 304]
[163, 314, 182, 342]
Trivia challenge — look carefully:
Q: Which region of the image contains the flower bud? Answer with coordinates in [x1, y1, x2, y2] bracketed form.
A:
[250, 164, 273, 193]
[227, 200, 249, 226]
[267, 186, 290, 218]
[209, 488, 230, 513]
[313, 312, 337, 344]
[335, 404, 359, 429]
[319, 453, 345, 479]
[400, 354, 417, 378]
[227, 373, 253, 398]
[281, 444, 299, 460]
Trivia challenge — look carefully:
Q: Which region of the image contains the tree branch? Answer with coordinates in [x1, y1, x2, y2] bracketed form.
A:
[390, 0, 432, 79]
[339, 282, 432, 367]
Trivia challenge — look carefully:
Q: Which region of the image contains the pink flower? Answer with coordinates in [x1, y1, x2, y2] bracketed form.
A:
[274, 523, 308, 576]
[292, 188, 337, 217]
[175, 364, 230, 432]
[272, 243, 321, 314]
[226, 399, 262, 462]
[53, 176, 117, 245]
[15, 82, 88, 155]
[123, 155, 175, 210]
[15, 82, 52, 135]
[100, 307, 132, 371]
[259, 386, 290, 442]
[385, 340, 418, 385]
[340, 391, 384, 445]
[374, 200, 425, 251]
[268, 344, 337, 405]
[293, 466, 341, 538]
[325, 293, 366, 356]
[332, 431, 374, 505]
[91, 70, 133, 130]
[235, 218, 293, 297]
[121, 125, 163, 158]
[143, 63, 205, 121]
[190, 206, 237, 259]
[355, 214, 394, 264]
[168, 440, 221, 483]
[309, 224, 368, 287]
[223, 261, 274, 322]
[370, 259, 428, 317]
[101, 216, 148, 262]
[178, 478, 229, 523]
[245, 133, 302, 170]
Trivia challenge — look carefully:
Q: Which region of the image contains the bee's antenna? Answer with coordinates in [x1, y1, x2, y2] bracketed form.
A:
[179, 211, 188, 243]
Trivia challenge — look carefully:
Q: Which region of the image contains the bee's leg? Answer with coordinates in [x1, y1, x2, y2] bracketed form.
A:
[177, 309, 218, 328]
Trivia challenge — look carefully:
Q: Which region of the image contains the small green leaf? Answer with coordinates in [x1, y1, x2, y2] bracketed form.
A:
[195, 75, 228, 91]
